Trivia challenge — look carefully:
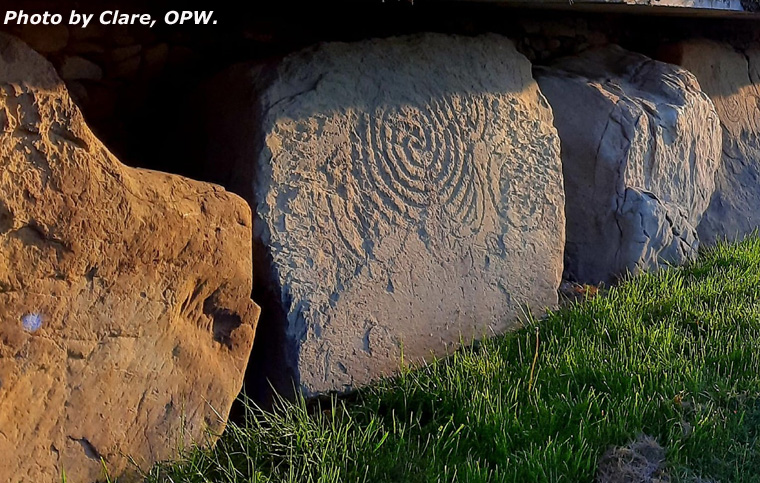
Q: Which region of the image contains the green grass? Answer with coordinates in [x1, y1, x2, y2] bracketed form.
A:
[147, 237, 760, 482]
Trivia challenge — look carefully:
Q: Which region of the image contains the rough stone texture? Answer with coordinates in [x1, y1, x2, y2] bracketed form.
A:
[0, 34, 259, 483]
[661, 40, 760, 245]
[536, 45, 722, 284]
[17, 24, 69, 53]
[203, 33, 565, 396]
[60, 55, 103, 82]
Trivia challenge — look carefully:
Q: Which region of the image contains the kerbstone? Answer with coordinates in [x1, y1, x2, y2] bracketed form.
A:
[0, 34, 259, 483]
[536, 45, 722, 283]
[662, 39, 760, 244]
[205, 33, 565, 395]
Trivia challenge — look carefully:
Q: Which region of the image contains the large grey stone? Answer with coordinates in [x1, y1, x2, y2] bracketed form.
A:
[204, 33, 565, 396]
[661, 40, 760, 244]
[536, 45, 722, 284]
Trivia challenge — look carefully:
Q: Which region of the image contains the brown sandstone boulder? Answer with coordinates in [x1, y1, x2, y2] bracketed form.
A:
[0, 33, 259, 482]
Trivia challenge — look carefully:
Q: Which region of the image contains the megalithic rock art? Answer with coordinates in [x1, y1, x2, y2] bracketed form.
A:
[202, 33, 565, 396]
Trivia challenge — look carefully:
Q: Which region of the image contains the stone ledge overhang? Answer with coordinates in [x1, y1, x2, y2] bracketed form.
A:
[444, 0, 755, 17]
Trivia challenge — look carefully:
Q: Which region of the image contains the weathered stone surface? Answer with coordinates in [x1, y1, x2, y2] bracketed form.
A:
[67, 41, 106, 55]
[204, 33, 565, 396]
[60, 55, 103, 81]
[661, 40, 760, 244]
[17, 24, 69, 53]
[536, 45, 722, 284]
[109, 45, 143, 63]
[0, 34, 259, 482]
[143, 43, 169, 78]
[110, 55, 142, 79]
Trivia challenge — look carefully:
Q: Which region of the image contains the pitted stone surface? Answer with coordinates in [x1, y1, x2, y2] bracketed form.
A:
[207, 33, 565, 395]
[0, 34, 259, 483]
[536, 45, 722, 284]
[662, 40, 760, 244]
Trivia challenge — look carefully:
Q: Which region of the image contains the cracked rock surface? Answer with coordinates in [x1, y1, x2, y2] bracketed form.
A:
[204, 33, 565, 396]
[663, 39, 760, 245]
[536, 45, 722, 284]
[0, 33, 259, 482]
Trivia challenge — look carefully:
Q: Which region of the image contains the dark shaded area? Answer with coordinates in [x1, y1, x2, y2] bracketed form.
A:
[228, 256, 299, 417]
[69, 436, 103, 461]
[4, 1, 759, 174]
[203, 292, 244, 349]
[0, 200, 13, 235]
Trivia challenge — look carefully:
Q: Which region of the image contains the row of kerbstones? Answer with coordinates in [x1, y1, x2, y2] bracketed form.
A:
[2, 30, 755, 482]
[202, 33, 732, 398]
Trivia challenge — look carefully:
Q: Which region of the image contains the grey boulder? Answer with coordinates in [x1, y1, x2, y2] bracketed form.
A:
[536, 45, 722, 284]
[203, 33, 565, 396]
[661, 39, 760, 245]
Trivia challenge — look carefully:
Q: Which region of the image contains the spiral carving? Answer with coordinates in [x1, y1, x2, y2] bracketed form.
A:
[344, 97, 493, 242]
[719, 92, 745, 126]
